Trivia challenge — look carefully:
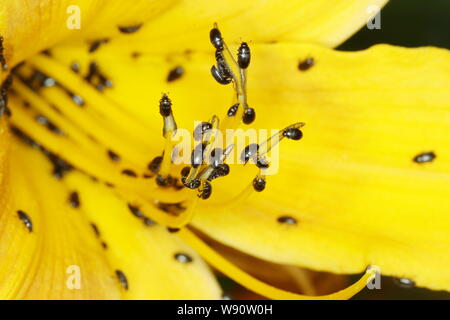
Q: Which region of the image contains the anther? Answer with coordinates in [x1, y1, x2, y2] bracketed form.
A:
[210, 148, 223, 168]
[208, 163, 231, 181]
[215, 50, 225, 62]
[237, 42, 251, 69]
[181, 166, 191, 178]
[191, 143, 206, 168]
[241, 143, 259, 164]
[183, 177, 201, 189]
[256, 157, 270, 169]
[159, 93, 172, 117]
[198, 181, 212, 199]
[253, 176, 266, 192]
[283, 127, 303, 140]
[242, 107, 256, 124]
[257, 123, 306, 161]
[159, 93, 177, 137]
[216, 59, 232, 79]
[194, 122, 213, 141]
[216, 163, 230, 176]
[211, 65, 232, 85]
[209, 27, 224, 51]
[227, 103, 239, 117]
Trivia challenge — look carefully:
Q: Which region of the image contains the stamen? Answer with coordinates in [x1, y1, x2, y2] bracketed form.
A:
[158, 93, 178, 184]
[10, 95, 186, 203]
[208, 24, 256, 128]
[258, 122, 305, 159]
[159, 93, 177, 137]
[214, 123, 305, 209]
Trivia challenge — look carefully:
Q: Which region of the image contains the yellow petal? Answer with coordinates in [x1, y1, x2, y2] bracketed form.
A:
[190, 44, 450, 292]
[7, 24, 450, 293]
[0, 0, 388, 73]
[0, 124, 120, 299]
[7, 41, 379, 299]
[62, 168, 222, 299]
[119, 0, 389, 51]
[0, 0, 177, 68]
[3, 132, 221, 299]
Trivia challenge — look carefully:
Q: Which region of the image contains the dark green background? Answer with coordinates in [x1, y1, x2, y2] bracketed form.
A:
[338, 0, 450, 50]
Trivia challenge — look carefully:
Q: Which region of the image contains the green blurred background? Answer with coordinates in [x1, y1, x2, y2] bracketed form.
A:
[338, 0, 450, 51]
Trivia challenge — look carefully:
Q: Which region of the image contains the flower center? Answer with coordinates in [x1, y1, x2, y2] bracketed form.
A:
[5, 24, 304, 229]
[139, 24, 305, 227]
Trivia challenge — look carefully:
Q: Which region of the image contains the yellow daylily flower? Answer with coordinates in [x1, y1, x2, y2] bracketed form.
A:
[1, 0, 449, 300]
